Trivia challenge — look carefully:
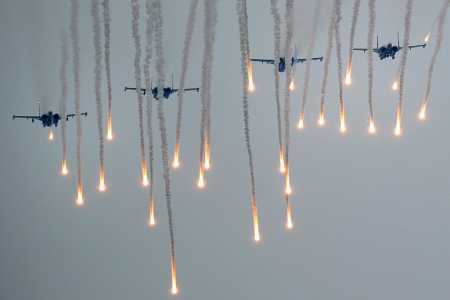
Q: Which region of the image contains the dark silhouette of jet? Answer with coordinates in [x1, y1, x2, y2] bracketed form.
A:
[13, 111, 87, 127]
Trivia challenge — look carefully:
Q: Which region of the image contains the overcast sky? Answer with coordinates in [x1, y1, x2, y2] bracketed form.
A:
[1, 0, 450, 299]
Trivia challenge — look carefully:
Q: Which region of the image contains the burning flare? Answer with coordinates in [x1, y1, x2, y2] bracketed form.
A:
[106, 113, 114, 141]
[394, 105, 402, 137]
[76, 184, 84, 207]
[247, 61, 255, 92]
[148, 198, 156, 227]
[203, 141, 211, 171]
[344, 63, 352, 86]
[285, 168, 292, 195]
[424, 32, 431, 43]
[318, 109, 325, 126]
[141, 161, 149, 187]
[172, 143, 180, 169]
[251, 196, 261, 243]
[391, 80, 399, 91]
[170, 256, 179, 295]
[368, 118, 376, 134]
[289, 79, 295, 91]
[98, 167, 106, 192]
[61, 159, 69, 176]
[339, 107, 347, 133]
[48, 129, 54, 141]
[285, 202, 294, 230]
[279, 149, 286, 174]
[418, 103, 427, 121]
[297, 112, 305, 130]
[197, 166, 205, 189]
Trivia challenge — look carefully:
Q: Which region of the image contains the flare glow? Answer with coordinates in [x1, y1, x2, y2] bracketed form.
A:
[172, 143, 180, 169]
[394, 106, 402, 136]
[247, 61, 255, 92]
[279, 149, 286, 174]
[61, 159, 69, 176]
[392, 80, 399, 91]
[141, 161, 149, 187]
[106, 113, 114, 141]
[344, 63, 352, 86]
[251, 197, 261, 243]
[170, 256, 179, 295]
[76, 184, 84, 207]
[285, 168, 292, 195]
[285, 202, 293, 230]
[297, 112, 305, 130]
[48, 129, 54, 141]
[98, 167, 106, 192]
[368, 118, 376, 134]
[197, 166, 205, 189]
[418, 103, 427, 121]
[148, 198, 156, 227]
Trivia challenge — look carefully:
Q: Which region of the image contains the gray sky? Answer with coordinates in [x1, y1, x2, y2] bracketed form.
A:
[1, 0, 450, 299]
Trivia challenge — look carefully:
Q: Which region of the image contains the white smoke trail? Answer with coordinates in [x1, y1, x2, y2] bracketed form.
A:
[333, 0, 346, 132]
[283, 0, 294, 166]
[59, 31, 69, 174]
[174, 0, 199, 165]
[345, 0, 361, 83]
[270, 0, 283, 155]
[131, 0, 147, 182]
[395, 0, 413, 133]
[318, 2, 336, 124]
[144, 0, 156, 223]
[102, 0, 113, 139]
[91, 0, 105, 183]
[420, 0, 450, 116]
[236, 0, 261, 241]
[299, 1, 321, 121]
[70, 0, 84, 203]
[367, 0, 376, 126]
[152, 0, 178, 293]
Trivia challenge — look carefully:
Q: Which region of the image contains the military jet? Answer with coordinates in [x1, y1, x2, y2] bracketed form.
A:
[12, 111, 87, 127]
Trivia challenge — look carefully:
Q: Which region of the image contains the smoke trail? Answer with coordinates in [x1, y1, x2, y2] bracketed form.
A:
[236, 0, 261, 242]
[283, 0, 294, 166]
[299, 1, 321, 126]
[59, 31, 69, 176]
[395, 0, 413, 135]
[152, 0, 178, 294]
[345, 0, 361, 85]
[173, 0, 199, 168]
[318, 2, 336, 125]
[367, 0, 376, 132]
[91, 0, 106, 191]
[270, 0, 283, 163]
[70, 0, 84, 205]
[144, 0, 156, 226]
[333, 0, 346, 133]
[102, 0, 113, 140]
[130, 0, 148, 185]
[419, 0, 450, 118]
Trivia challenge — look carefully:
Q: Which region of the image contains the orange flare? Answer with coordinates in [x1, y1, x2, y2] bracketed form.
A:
[251, 197, 261, 243]
[76, 184, 84, 207]
[339, 107, 347, 134]
[344, 64, 352, 86]
[141, 161, 149, 187]
[318, 110, 325, 127]
[172, 143, 180, 169]
[368, 118, 376, 135]
[203, 142, 211, 171]
[289, 79, 295, 91]
[418, 103, 427, 121]
[61, 159, 69, 176]
[285, 168, 292, 195]
[106, 113, 114, 141]
[394, 106, 402, 137]
[197, 166, 205, 189]
[48, 129, 54, 141]
[279, 149, 286, 174]
[98, 167, 106, 192]
[297, 112, 305, 130]
[392, 80, 399, 91]
[247, 61, 255, 92]
[424, 33, 431, 43]
[285, 202, 294, 230]
[148, 198, 156, 227]
[170, 256, 179, 295]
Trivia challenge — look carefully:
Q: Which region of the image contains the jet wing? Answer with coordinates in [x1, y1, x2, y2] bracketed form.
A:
[250, 58, 275, 64]
[408, 44, 426, 50]
[172, 88, 200, 93]
[293, 56, 323, 63]
[124, 87, 147, 94]
[352, 47, 369, 53]
[12, 115, 40, 120]
[65, 112, 88, 120]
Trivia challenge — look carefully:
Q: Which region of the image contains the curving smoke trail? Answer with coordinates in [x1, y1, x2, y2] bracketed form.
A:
[91, 0, 106, 189]
[299, 1, 321, 124]
[270, 0, 283, 157]
[130, 0, 147, 183]
[70, 0, 84, 204]
[102, 0, 113, 140]
[333, 0, 346, 132]
[144, 0, 156, 225]
[236, 0, 261, 242]
[318, 2, 336, 125]
[395, 0, 413, 134]
[59, 31, 69, 175]
[420, 0, 450, 116]
[367, 0, 376, 127]
[152, 0, 179, 294]
[345, 0, 361, 84]
[173, 0, 199, 167]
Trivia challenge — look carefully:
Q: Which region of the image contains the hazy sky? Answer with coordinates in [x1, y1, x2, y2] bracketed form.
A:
[1, 0, 450, 299]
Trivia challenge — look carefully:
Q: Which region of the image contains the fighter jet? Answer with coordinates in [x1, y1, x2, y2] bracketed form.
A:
[250, 56, 323, 73]
[12, 111, 87, 127]
[353, 33, 426, 60]
[124, 77, 199, 100]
